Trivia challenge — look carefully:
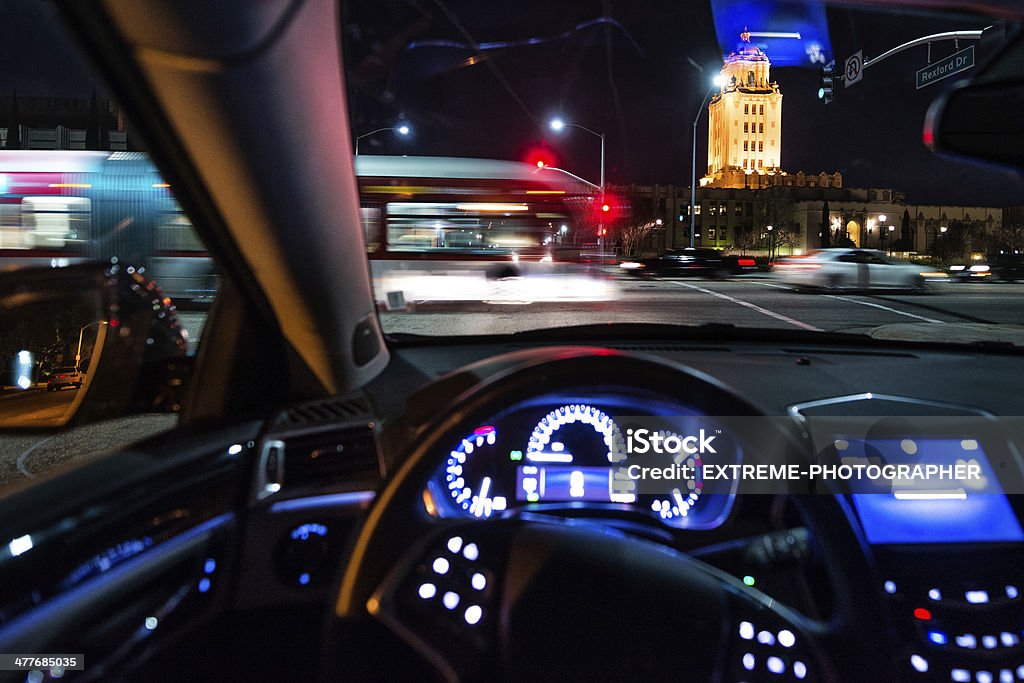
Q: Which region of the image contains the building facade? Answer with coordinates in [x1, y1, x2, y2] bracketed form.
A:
[704, 30, 783, 188]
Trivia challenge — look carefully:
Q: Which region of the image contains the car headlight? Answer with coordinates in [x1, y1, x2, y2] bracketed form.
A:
[619, 262, 644, 270]
[969, 265, 990, 272]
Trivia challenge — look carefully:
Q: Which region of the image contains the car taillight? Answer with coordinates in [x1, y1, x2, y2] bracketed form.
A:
[737, 258, 756, 267]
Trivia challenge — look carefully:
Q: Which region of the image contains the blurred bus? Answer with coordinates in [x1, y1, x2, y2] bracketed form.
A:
[0, 151, 215, 305]
[357, 155, 617, 306]
[0, 152, 616, 309]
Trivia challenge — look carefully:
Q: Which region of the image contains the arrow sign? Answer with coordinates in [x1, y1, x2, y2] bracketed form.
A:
[844, 50, 863, 87]
[917, 45, 975, 89]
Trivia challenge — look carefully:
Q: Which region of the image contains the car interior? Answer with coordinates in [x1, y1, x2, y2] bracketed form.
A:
[1, 0, 1023, 681]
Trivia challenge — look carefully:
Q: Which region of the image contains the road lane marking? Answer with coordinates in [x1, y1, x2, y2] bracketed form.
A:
[670, 281, 822, 331]
[747, 279, 947, 323]
[822, 295, 945, 323]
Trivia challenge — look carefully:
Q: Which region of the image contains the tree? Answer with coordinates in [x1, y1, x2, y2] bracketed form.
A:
[993, 222, 1024, 253]
[5, 89, 20, 149]
[900, 209, 912, 251]
[619, 219, 661, 257]
[820, 200, 831, 248]
[85, 88, 103, 150]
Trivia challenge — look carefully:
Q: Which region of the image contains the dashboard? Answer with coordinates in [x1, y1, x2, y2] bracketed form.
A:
[425, 391, 738, 529]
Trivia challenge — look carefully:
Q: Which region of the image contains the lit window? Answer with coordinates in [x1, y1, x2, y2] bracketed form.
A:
[759, 123, 764, 133]
[759, 142, 764, 152]
[760, 104, 765, 115]
[744, 104, 749, 114]
[743, 141, 748, 151]
[743, 123, 749, 133]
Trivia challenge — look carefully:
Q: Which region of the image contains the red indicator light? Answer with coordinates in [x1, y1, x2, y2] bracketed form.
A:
[913, 607, 932, 621]
[473, 426, 495, 435]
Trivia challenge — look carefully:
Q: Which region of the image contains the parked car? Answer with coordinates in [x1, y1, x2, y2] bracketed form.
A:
[46, 366, 84, 391]
[950, 253, 1024, 282]
[619, 248, 757, 278]
[773, 248, 943, 291]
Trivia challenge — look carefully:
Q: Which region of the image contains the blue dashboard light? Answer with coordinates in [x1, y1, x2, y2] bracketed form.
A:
[198, 577, 211, 593]
[298, 573, 311, 586]
[204, 558, 216, 574]
[928, 631, 947, 645]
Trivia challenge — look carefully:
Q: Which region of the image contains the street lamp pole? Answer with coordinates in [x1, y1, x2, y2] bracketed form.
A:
[549, 119, 605, 251]
[76, 320, 107, 370]
[691, 78, 723, 248]
[354, 125, 410, 156]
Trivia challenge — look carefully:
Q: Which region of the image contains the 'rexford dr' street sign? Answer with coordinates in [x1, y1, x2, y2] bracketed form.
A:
[916, 45, 975, 89]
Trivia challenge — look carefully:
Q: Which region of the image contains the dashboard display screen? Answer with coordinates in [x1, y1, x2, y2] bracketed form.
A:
[849, 438, 1024, 545]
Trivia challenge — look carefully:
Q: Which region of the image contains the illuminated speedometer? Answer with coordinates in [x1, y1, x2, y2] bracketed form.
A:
[443, 426, 508, 518]
[521, 404, 634, 504]
[527, 404, 625, 463]
[648, 430, 704, 521]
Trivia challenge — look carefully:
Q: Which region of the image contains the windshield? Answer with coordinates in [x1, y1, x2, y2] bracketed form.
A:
[343, 0, 1024, 342]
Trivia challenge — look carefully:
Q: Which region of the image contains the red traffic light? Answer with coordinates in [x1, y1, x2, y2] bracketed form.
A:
[602, 203, 611, 212]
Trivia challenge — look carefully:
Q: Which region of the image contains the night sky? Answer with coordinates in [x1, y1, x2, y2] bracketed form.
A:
[3, 0, 1021, 206]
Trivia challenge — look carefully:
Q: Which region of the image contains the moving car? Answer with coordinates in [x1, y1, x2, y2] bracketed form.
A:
[950, 254, 1024, 282]
[0, 1, 1022, 682]
[773, 248, 940, 291]
[46, 367, 84, 391]
[620, 248, 757, 278]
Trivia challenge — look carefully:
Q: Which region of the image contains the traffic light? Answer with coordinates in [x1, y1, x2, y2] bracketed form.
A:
[818, 60, 835, 104]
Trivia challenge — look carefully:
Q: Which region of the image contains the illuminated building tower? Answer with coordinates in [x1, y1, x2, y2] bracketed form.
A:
[704, 30, 782, 188]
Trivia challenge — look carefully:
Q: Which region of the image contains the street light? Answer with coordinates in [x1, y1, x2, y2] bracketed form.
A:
[691, 75, 726, 248]
[76, 320, 107, 370]
[888, 225, 896, 255]
[549, 118, 605, 250]
[354, 124, 411, 155]
[878, 215, 888, 251]
[766, 224, 774, 260]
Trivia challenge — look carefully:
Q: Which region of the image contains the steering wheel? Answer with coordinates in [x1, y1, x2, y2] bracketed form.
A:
[330, 347, 896, 681]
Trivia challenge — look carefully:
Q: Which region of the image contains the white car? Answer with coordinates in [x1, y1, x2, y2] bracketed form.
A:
[773, 249, 942, 292]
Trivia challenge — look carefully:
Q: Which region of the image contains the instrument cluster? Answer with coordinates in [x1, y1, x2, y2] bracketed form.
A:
[426, 392, 739, 529]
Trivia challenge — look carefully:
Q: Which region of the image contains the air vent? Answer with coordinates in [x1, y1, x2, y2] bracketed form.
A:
[282, 426, 382, 490]
[276, 395, 372, 428]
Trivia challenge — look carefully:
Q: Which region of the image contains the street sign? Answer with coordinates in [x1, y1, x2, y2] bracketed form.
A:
[844, 50, 863, 88]
[916, 45, 975, 89]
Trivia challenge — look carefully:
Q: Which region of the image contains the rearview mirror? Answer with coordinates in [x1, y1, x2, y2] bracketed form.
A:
[0, 264, 189, 429]
[924, 24, 1024, 171]
[925, 80, 1024, 170]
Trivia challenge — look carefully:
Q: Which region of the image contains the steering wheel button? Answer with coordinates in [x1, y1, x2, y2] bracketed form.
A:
[1006, 586, 1019, 599]
[418, 583, 437, 599]
[432, 557, 450, 574]
[956, 634, 977, 649]
[966, 590, 989, 604]
[757, 630, 775, 645]
[1017, 665, 1024, 680]
[442, 591, 460, 610]
[911, 654, 928, 673]
[1000, 670, 1013, 683]
[929, 631, 948, 646]
[741, 652, 755, 671]
[766, 656, 785, 674]
[471, 572, 486, 590]
[978, 672, 994, 683]
[463, 543, 479, 561]
[446, 536, 463, 553]
[464, 605, 483, 626]
[884, 580, 897, 594]
[982, 635, 997, 649]
[951, 670, 970, 682]
[793, 661, 807, 680]
[929, 588, 943, 601]
[777, 629, 796, 648]
[1000, 632, 1018, 647]
[739, 621, 755, 640]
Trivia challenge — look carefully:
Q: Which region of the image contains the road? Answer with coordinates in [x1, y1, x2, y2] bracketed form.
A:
[379, 276, 1024, 339]
[2, 276, 1024, 489]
